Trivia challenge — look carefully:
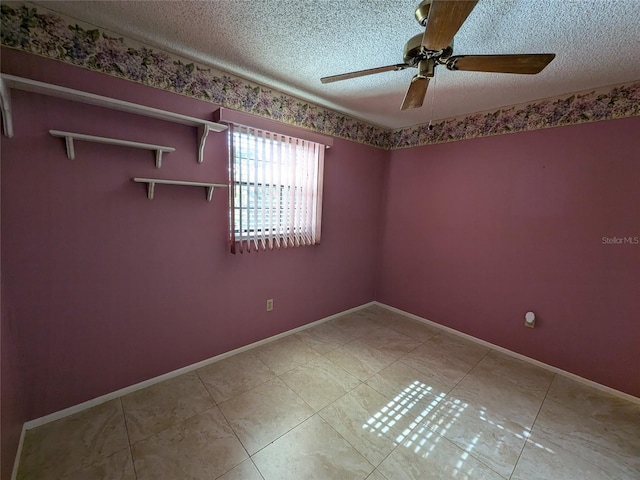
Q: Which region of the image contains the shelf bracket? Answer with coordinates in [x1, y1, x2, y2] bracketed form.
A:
[146, 181, 156, 200]
[198, 124, 210, 164]
[0, 76, 13, 138]
[50, 130, 175, 167]
[133, 177, 227, 202]
[64, 135, 76, 160]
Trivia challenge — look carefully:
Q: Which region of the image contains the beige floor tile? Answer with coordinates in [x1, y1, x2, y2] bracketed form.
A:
[399, 354, 467, 390]
[197, 351, 275, 403]
[219, 377, 314, 454]
[294, 322, 353, 353]
[470, 350, 554, 395]
[253, 415, 374, 480]
[425, 368, 549, 477]
[400, 333, 489, 388]
[358, 327, 423, 359]
[533, 397, 640, 479]
[329, 313, 383, 340]
[546, 376, 640, 457]
[377, 431, 503, 480]
[132, 407, 247, 480]
[414, 360, 550, 478]
[18, 399, 129, 480]
[319, 383, 430, 466]
[280, 356, 361, 411]
[352, 306, 400, 327]
[547, 375, 640, 422]
[61, 449, 135, 480]
[121, 371, 214, 444]
[388, 318, 441, 342]
[366, 361, 450, 404]
[450, 367, 547, 428]
[325, 340, 398, 381]
[429, 333, 490, 366]
[217, 459, 264, 480]
[253, 335, 319, 374]
[512, 433, 623, 480]
[425, 396, 526, 478]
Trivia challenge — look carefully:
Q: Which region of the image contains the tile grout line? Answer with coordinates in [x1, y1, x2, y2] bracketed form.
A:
[118, 397, 140, 480]
[344, 321, 490, 476]
[246, 408, 314, 458]
[191, 363, 250, 472]
[211, 389, 254, 478]
[194, 368, 219, 406]
[298, 412, 378, 477]
[507, 373, 557, 480]
[245, 455, 265, 480]
[120, 372, 219, 447]
[196, 372, 268, 480]
[527, 378, 638, 479]
[454, 348, 538, 480]
[260, 330, 415, 475]
[41, 399, 142, 480]
[311, 324, 439, 475]
[219, 373, 319, 460]
[248, 457, 267, 480]
[195, 350, 279, 405]
[396, 344, 511, 479]
[196, 342, 333, 460]
[372, 432, 402, 478]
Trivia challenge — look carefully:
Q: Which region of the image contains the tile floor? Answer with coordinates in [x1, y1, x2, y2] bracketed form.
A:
[17, 306, 640, 480]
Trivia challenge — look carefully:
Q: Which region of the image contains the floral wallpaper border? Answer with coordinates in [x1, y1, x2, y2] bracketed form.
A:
[1, 3, 639, 151]
[389, 82, 640, 149]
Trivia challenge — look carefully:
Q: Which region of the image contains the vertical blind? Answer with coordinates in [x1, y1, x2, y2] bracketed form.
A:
[227, 123, 325, 254]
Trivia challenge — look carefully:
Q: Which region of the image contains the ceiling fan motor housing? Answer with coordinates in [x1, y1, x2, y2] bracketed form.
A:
[403, 33, 453, 66]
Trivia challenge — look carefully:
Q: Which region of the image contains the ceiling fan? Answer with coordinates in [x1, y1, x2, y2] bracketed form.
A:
[320, 0, 555, 110]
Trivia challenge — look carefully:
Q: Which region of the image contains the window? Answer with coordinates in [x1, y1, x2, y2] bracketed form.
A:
[227, 124, 325, 253]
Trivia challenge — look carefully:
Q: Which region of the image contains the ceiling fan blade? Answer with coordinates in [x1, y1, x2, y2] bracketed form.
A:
[447, 53, 556, 74]
[422, 0, 478, 51]
[321, 64, 408, 84]
[401, 75, 430, 110]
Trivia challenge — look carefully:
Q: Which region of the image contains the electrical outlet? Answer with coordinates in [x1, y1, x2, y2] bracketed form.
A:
[266, 299, 273, 311]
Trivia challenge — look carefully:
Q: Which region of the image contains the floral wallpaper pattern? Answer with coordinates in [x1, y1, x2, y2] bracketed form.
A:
[389, 83, 640, 149]
[2, 3, 638, 150]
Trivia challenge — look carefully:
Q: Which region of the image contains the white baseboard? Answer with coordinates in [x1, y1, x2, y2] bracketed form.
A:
[22, 301, 376, 431]
[374, 301, 640, 406]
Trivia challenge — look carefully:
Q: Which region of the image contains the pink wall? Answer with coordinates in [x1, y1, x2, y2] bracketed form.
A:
[0, 49, 386, 473]
[2, 45, 640, 478]
[1, 282, 26, 480]
[378, 117, 640, 397]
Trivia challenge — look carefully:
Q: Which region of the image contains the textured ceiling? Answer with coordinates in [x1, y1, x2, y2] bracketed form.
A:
[31, 0, 640, 129]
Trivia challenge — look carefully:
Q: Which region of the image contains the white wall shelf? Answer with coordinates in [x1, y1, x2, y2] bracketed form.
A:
[1, 74, 227, 163]
[50, 130, 175, 168]
[133, 178, 228, 202]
